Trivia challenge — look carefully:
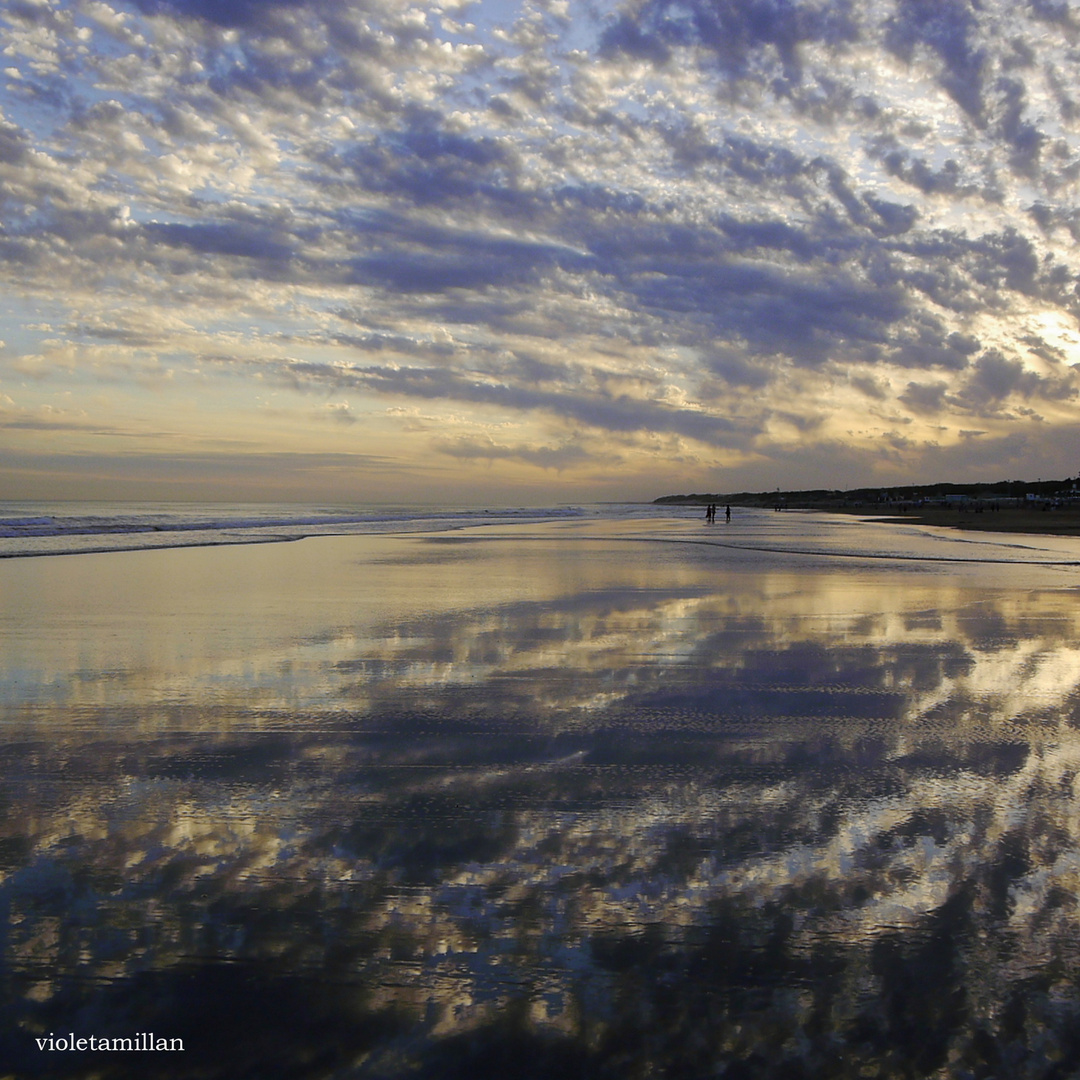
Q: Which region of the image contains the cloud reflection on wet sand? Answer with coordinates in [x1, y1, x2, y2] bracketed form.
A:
[3, 520, 1080, 1077]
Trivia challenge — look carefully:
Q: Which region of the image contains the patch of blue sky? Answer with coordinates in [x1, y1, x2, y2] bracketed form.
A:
[0, 74, 75, 147]
[460, 0, 527, 33]
[563, 0, 621, 51]
[0, 296, 72, 357]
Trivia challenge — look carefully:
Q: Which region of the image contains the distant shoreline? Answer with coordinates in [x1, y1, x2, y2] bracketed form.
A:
[656, 485, 1080, 537]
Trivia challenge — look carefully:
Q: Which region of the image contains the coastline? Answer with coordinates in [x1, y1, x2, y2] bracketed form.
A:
[659, 496, 1080, 537]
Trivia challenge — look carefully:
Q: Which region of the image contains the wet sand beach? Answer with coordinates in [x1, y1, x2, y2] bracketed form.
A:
[3, 509, 1080, 1078]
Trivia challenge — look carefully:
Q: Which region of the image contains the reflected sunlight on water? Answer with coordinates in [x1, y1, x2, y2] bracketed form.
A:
[3, 511, 1080, 1077]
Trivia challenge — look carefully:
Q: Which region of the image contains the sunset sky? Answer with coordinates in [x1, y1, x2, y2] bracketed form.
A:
[3, 0, 1080, 503]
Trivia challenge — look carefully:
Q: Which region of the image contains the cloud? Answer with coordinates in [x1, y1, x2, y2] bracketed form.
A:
[899, 350, 1078, 420]
[319, 400, 357, 425]
[873, 147, 976, 197]
[0, 404, 129, 433]
[704, 347, 774, 389]
[600, 0, 859, 88]
[900, 379, 950, 415]
[130, 0, 312, 30]
[883, 0, 987, 120]
[144, 221, 296, 262]
[282, 360, 756, 447]
[2, 0, 1080, 496]
[340, 124, 522, 209]
[957, 350, 1078, 410]
[434, 435, 595, 471]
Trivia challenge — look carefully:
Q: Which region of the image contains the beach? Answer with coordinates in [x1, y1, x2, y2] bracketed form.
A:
[3, 505, 1080, 1077]
[665, 495, 1080, 537]
[864, 502, 1080, 535]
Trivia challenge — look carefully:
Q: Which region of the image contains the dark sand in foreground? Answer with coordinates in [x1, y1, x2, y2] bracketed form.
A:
[789, 501, 1080, 536]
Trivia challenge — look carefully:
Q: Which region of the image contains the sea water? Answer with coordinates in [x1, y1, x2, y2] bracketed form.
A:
[2, 505, 1080, 1077]
[0, 500, 616, 558]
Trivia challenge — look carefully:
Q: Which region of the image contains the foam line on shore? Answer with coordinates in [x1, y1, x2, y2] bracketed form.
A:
[417, 528, 1080, 567]
[0, 534, 306, 559]
[647, 535, 1080, 567]
[459, 529, 1080, 568]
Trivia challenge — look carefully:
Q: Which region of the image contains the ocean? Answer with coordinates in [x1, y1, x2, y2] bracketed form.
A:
[0, 500, 617, 558]
[2, 502, 1080, 1077]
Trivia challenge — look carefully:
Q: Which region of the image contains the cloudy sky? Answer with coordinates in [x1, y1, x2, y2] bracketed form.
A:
[2, 0, 1080, 502]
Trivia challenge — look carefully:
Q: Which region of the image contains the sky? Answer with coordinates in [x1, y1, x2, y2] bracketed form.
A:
[2, 0, 1080, 503]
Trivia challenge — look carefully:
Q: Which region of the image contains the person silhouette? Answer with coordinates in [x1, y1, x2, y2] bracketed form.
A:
[725, 504, 731, 522]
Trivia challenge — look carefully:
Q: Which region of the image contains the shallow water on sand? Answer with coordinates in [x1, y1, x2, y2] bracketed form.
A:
[3, 511, 1080, 1077]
